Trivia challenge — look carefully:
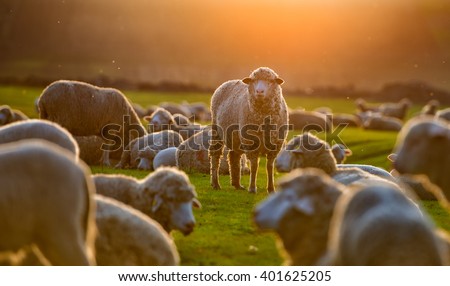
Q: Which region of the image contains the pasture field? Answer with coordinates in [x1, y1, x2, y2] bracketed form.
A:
[1, 85, 449, 265]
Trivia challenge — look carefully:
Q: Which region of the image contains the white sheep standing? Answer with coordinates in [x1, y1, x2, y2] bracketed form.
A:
[93, 167, 201, 235]
[254, 168, 348, 265]
[327, 183, 447, 265]
[0, 105, 28, 126]
[38, 80, 147, 166]
[389, 117, 450, 200]
[210, 67, 288, 193]
[0, 140, 96, 265]
[115, 130, 183, 169]
[95, 195, 179, 266]
[0, 119, 79, 159]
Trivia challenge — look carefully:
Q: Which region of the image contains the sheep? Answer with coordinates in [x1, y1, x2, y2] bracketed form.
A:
[152, 146, 178, 169]
[95, 195, 179, 266]
[38, 80, 146, 166]
[210, 67, 289, 193]
[389, 117, 450, 200]
[176, 127, 249, 175]
[363, 115, 403, 131]
[253, 168, 348, 265]
[379, 98, 411, 120]
[289, 110, 332, 132]
[144, 107, 202, 140]
[0, 119, 79, 158]
[0, 140, 96, 266]
[436, 107, 450, 122]
[182, 101, 210, 121]
[93, 167, 201, 235]
[276, 132, 398, 187]
[331, 143, 352, 164]
[115, 130, 183, 169]
[0, 105, 28, 126]
[327, 184, 446, 265]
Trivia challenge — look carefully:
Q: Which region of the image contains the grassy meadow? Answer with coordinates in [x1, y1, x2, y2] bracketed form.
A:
[1, 85, 449, 265]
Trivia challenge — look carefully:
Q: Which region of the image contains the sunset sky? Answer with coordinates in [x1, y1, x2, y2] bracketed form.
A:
[0, 0, 449, 90]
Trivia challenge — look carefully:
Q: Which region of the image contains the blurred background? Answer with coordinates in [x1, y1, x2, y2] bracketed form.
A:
[1, 0, 449, 93]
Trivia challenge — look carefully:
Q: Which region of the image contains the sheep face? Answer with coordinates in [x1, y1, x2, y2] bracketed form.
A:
[144, 108, 174, 132]
[393, 119, 449, 175]
[254, 169, 342, 232]
[136, 147, 157, 170]
[331, 144, 352, 164]
[242, 67, 283, 103]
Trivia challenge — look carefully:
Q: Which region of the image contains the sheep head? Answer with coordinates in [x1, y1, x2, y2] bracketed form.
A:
[0, 105, 13, 125]
[242, 67, 284, 105]
[136, 146, 158, 170]
[140, 167, 201, 235]
[144, 107, 175, 132]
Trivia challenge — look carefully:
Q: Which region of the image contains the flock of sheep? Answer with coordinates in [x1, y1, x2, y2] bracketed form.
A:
[0, 66, 450, 266]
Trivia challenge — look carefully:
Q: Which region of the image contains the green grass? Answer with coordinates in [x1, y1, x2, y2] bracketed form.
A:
[1, 85, 449, 265]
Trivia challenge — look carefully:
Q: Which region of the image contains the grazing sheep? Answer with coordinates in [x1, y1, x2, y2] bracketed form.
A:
[115, 130, 183, 169]
[390, 117, 450, 200]
[0, 119, 79, 158]
[331, 114, 361, 128]
[436, 108, 450, 122]
[0, 105, 28, 126]
[379, 98, 411, 120]
[0, 140, 96, 266]
[93, 167, 201, 235]
[277, 133, 397, 187]
[327, 184, 446, 265]
[176, 127, 249, 175]
[254, 168, 348, 265]
[182, 101, 210, 121]
[363, 115, 403, 131]
[210, 67, 289, 193]
[289, 110, 332, 132]
[38, 80, 146, 166]
[152, 147, 178, 169]
[144, 107, 202, 139]
[95, 195, 179, 266]
[420, 100, 440, 116]
[331, 144, 352, 164]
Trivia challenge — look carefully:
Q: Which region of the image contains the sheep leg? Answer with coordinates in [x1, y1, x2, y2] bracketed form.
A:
[102, 150, 111, 167]
[228, 150, 244, 190]
[266, 152, 276, 193]
[209, 141, 224, 190]
[248, 152, 259, 194]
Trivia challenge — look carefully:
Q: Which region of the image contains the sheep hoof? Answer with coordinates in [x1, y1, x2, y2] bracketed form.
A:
[233, 184, 245, 190]
[248, 187, 257, 194]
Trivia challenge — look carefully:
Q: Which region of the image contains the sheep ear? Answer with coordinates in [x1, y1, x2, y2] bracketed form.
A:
[242, 77, 252, 85]
[387, 153, 397, 162]
[151, 195, 164, 213]
[192, 198, 202, 209]
[293, 198, 315, 215]
[345, 149, 352, 156]
[275, 78, 284, 85]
